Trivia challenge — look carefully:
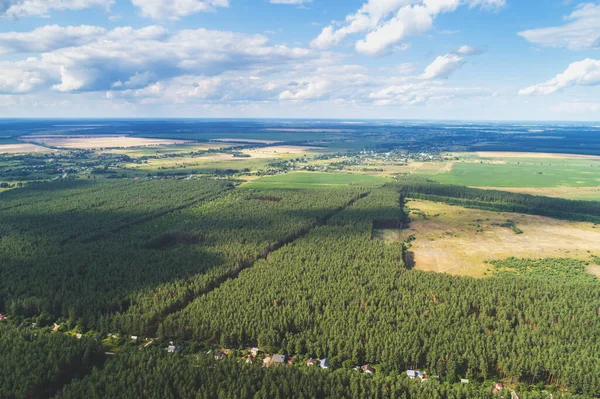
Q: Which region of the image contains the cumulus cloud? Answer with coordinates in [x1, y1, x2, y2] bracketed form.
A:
[131, 0, 228, 20]
[0, 25, 106, 55]
[518, 2, 600, 51]
[311, 0, 503, 55]
[421, 45, 483, 79]
[0, 62, 44, 93]
[0, 25, 314, 95]
[368, 80, 487, 106]
[519, 58, 600, 95]
[0, 0, 112, 18]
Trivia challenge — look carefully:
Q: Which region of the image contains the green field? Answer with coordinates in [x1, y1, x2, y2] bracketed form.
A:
[244, 171, 390, 189]
[426, 158, 600, 188]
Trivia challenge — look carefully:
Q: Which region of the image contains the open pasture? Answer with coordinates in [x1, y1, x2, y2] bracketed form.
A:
[419, 152, 600, 190]
[21, 135, 189, 149]
[384, 199, 600, 278]
[241, 145, 323, 159]
[244, 171, 390, 189]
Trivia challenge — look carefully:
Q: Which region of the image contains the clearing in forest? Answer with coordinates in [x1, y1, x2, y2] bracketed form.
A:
[20, 135, 188, 149]
[378, 199, 600, 278]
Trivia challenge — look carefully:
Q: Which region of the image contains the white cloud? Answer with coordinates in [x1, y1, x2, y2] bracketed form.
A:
[0, 63, 44, 93]
[519, 58, 600, 95]
[279, 79, 330, 100]
[518, 3, 600, 51]
[0, 0, 112, 18]
[421, 45, 483, 79]
[421, 53, 465, 79]
[0, 25, 106, 55]
[0, 25, 315, 96]
[368, 80, 487, 106]
[311, 0, 503, 55]
[131, 0, 228, 20]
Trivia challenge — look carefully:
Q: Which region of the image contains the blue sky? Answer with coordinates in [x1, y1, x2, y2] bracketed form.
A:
[0, 0, 598, 120]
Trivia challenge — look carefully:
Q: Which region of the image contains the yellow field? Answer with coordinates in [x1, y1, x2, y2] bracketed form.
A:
[211, 138, 282, 144]
[379, 199, 600, 278]
[100, 143, 237, 156]
[21, 136, 188, 149]
[241, 145, 321, 159]
[0, 143, 53, 154]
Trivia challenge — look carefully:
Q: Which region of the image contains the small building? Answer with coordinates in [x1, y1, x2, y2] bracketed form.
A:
[461, 379, 469, 384]
[263, 357, 272, 366]
[76, 333, 82, 339]
[214, 351, 227, 360]
[272, 354, 285, 365]
[320, 358, 330, 369]
[307, 358, 317, 367]
[130, 336, 138, 341]
[362, 365, 375, 374]
[167, 345, 176, 353]
[493, 383, 505, 394]
[250, 347, 260, 356]
[0, 313, 6, 321]
[407, 370, 417, 379]
[246, 355, 254, 364]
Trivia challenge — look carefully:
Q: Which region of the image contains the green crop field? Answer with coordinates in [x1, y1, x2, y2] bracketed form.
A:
[244, 171, 390, 189]
[424, 158, 600, 188]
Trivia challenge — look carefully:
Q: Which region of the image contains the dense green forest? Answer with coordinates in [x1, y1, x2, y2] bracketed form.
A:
[2, 176, 600, 398]
[0, 324, 104, 399]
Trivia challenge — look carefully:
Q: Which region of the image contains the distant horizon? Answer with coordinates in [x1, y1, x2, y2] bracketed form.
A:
[1, 117, 600, 124]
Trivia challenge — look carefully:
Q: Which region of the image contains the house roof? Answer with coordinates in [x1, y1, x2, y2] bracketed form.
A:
[272, 354, 285, 363]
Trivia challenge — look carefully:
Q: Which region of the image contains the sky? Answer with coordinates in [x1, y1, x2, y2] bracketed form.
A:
[0, 0, 599, 121]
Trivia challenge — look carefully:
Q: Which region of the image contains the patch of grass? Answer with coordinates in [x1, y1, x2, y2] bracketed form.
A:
[491, 257, 597, 282]
[423, 158, 600, 188]
[244, 172, 390, 189]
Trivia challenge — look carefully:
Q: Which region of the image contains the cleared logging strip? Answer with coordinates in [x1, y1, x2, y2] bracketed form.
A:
[147, 191, 372, 334]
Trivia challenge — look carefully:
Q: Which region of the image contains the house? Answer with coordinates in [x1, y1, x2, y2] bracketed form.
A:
[250, 348, 260, 356]
[407, 370, 417, 379]
[246, 355, 253, 364]
[461, 379, 470, 384]
[76, 333, 82, 339]
[167, 345, 176, 353]
[0, 313, 6, 321]
[306, 358, 317, 367]
[263, 357, 272, 366]
[131, 336, 138, 341]
[362, 365, 375, 374]
[511, 392, 520, 399]
[493, 383, 505, 394]
[320, 359, 330, 369]
[271, 354, 285, 365]
[214, 351, 227, 360]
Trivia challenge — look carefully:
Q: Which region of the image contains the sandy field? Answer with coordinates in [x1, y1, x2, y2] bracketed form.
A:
[20, 136, 188, 149]
[0, 143, 52, 154]
[379, 199, 600, 278]
[242, 145, 321, 158]
[211, 138, 282, 144]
